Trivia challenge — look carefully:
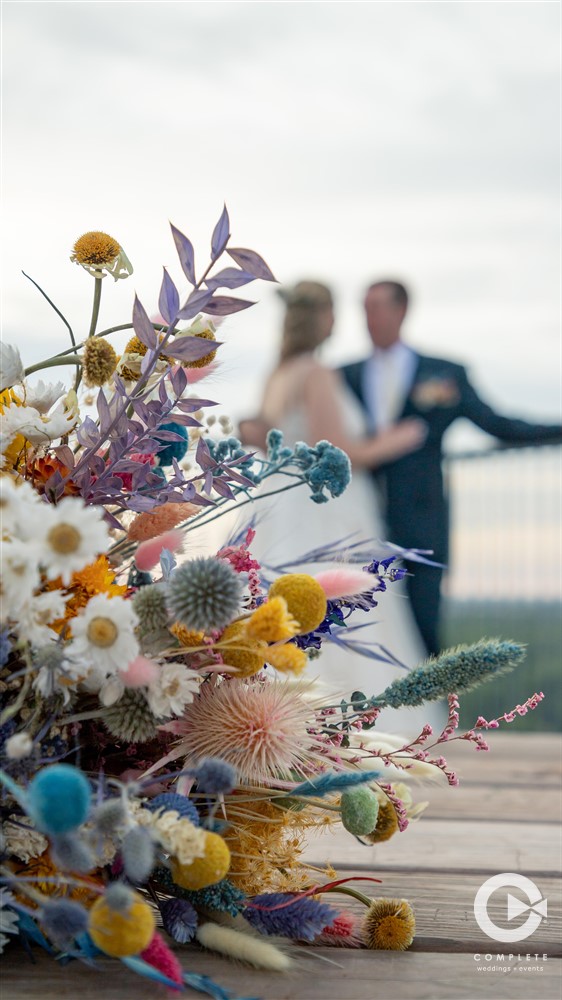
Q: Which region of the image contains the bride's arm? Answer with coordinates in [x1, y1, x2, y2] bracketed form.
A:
[303, 367, 426, 468]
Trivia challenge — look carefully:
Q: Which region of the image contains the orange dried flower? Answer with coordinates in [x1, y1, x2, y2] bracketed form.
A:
[128, 502, 198, 542]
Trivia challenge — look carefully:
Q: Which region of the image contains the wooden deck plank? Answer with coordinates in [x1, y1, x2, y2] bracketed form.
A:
[301, 818, 560, 874]
[414, 781, 561, 822]
[3, 947, 561, 1000]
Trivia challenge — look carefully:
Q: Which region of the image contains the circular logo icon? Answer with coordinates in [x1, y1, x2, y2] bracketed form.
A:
[474, 873, 548, 943]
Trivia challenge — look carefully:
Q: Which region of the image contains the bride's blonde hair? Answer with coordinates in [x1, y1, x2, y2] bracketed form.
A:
[277, 281, 334, 362]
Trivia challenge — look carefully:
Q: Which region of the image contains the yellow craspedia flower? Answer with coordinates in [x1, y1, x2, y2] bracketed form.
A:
[71, 231, 133, 281]
[246, 596, 299, 643]
[363, 898, 415, 951]
[218, 619, 267, 677]
[170, 831, 231, 890]
[82, 338, 118, 387]
[364, 800, 400, 843]
[88, 890, 155, 957]
[266, 642, 308, 676]
[268, 574, 327, 634]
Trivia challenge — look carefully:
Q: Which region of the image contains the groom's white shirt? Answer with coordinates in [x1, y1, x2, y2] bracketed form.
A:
[362, 341, 417, 430]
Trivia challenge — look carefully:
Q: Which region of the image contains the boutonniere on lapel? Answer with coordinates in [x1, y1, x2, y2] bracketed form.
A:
[410, 377, 460, 410]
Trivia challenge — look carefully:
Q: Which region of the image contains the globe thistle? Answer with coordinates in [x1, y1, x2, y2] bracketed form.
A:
[147, 793, 200, 826]
[82, 338, 118, 387]
[102, 690, 161, 743]
[133, 585, 170, 635]
[166, 558, 242, 633]
[362, 898, 415, 951]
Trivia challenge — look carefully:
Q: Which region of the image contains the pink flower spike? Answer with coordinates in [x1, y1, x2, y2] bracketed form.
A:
[314, 568, 375, 600]
[135, 529, 184, 571]
[119, 655, 160, 689]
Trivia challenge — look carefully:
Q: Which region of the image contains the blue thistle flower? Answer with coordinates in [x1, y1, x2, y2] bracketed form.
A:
[166, 557, 242, 632]
[244, 893, 338, 941]
[160, 897, 198, 943]
[147, 792, 200, 825]
[375, 639, 526, 708]
[192, 758, 237, 795]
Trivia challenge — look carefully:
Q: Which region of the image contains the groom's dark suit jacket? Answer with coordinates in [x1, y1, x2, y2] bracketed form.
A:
[341, 352, 561, 652]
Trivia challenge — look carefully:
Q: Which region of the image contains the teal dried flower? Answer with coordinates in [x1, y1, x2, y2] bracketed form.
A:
[375, 639, 526, 709]
[154, 867, 245, 916]
[166, 557, 242, 633]
[103, 690, 161, 743]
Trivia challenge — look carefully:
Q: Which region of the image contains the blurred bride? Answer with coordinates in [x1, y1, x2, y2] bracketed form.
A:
[240, 281, 445, 734]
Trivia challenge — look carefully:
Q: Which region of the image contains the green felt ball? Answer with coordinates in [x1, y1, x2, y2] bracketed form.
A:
[340, 786, 380, 836]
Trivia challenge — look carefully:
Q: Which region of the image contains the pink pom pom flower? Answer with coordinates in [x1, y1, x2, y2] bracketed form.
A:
[314, 568, 375, 600]
[119, 656, 160, 689]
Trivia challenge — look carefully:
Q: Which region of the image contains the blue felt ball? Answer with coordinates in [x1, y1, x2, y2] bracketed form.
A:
[27, 764, 91, 835]
[147, 792, 200, 826]
[155, 422, 189, 467]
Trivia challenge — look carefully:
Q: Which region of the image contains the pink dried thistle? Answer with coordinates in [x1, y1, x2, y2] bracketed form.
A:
[140, 931, 183, 989]
[128, 502, 199, 542]
[134, 529, 184, 571]
[159, 677, 322, 782]
[313, 568, 376, 600]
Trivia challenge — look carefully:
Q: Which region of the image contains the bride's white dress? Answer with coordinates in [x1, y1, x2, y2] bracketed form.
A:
[249, 356, 447, 736]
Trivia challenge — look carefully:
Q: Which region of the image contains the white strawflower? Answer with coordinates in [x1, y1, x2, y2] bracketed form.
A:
[0, 477, 42, 538]
[0, 343, 25, 392]
[69, 594, 139, 673]
[5, 732, 33, 760]
[135, 807, 206, 866]
[17, 591, 67, 645]
[146, 663, 199, 718]
[37, 497, 110, 585]
[2, 816, 47, 863]
[98, 673, 125, 707]
[0, 540, 41, 615]
[0, 889, 19, 955]
[0, 390, 79, 446]
[15, 380, 66, 414]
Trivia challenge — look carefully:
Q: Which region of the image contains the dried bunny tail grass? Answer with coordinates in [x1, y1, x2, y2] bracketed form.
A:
[127, 503, 198, 542]
[314, 568, 376, 600]
[195, 922, 292, 971]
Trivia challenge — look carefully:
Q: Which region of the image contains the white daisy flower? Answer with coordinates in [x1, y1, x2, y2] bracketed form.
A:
[37, 496, 110, 585]
[69, 594, 139, 674]
[14, 379, 66, 414]
[146, 662, 199, 718]
[17, 591, 67, 645]
[0, 540, 40, 615]
[0, 477, 42, 538]
[0, 343, 25, 393]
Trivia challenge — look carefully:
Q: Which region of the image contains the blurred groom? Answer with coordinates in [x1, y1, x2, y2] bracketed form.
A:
[341, 281, 561, 657]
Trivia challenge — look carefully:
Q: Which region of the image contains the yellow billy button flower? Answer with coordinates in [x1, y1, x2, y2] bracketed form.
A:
[170, 831, 231, 890]
[246, 596, 299, 643]
[362, 898, 416, 951]
[268, 574, 327, 635]
[218, 619, 267, 677]
[266, 642, 308, 676]
[88, 886, 155, 957]
[71, 231, 133, 281]
[82, 338, 118, 387]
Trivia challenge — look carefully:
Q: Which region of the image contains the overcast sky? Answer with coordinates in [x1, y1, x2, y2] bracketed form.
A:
[2, 1, 560, 447]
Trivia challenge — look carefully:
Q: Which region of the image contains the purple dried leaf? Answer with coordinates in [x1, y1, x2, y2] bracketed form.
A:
[170, 223, 196, 285]
[211, 204, 230, 260]
[212, 479, 235, 500]
[227, 247, 277, 282]
[75, 416, 101, 448]
[158, 267, 180, 325]
[133, 295, 158, 350]
[165, 413, 200, 428]
[205, 267, 255, 292]
[177, 288, 214, 321]
[161, 336, 223, 363]
[195, 437, 217, 470]
[202, 296, 255, 316]
[203, 470, 214, 494]
[170, 365, 188, 397]
[175, 397, 218, 412]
